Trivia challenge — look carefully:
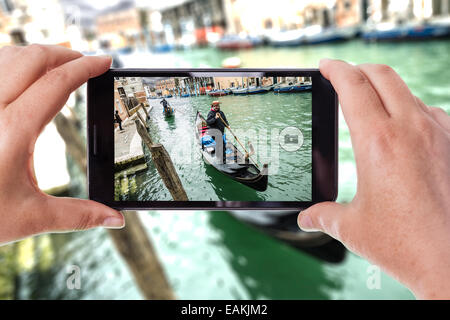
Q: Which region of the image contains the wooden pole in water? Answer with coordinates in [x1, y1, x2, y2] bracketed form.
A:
[140, 103, 149, 120]
[54, 112, 175, 300]
[135, 106, 148, 129]
[108, 213, 175, 300]
[135, 119, 189, 201]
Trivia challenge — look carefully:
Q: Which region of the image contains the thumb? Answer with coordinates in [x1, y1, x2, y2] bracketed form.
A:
[298, 201, 348, 239]
[43, 196, 125, 232]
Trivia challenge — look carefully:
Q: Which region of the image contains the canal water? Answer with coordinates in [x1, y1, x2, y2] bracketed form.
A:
[10, 39, 450, 299]
[121, 92, 312, 202]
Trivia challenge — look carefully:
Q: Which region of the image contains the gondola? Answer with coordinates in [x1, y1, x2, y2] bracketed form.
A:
[164, 106, 174, 118]
[228, 210, 347, 263]
[195, 111, 268, 192]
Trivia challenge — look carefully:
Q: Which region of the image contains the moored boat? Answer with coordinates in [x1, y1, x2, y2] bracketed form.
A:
[304, 25, 358, 44]
[207, 89, 229, 97]
[164, 106, 174, 118]
[261, 84, 274, 91]
[231, 87, 248, 95]
[216, 34, 261, 50]
[362, 21, 450, 42]
[274, 83, 312, 93]
[267, 29, 304, 47]
[195, 111, 268, 192]
[247, 86, 271, 94]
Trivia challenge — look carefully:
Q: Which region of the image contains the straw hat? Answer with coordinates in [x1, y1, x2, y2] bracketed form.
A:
[212, 100, 221, 105]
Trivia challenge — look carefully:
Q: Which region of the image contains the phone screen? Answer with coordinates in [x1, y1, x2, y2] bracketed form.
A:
[113, 75, 312, 202]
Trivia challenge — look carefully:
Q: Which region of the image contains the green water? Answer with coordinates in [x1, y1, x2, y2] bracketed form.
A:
[6, 39, 450, 300]
[120, 92, 311, 201]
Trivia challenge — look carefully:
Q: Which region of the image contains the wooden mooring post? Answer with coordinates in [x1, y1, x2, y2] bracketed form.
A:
[135, 106, 148, 129]
[134, 119, 188, 201]
[54, 112, 175, 300]
[140, 104, 150, 120]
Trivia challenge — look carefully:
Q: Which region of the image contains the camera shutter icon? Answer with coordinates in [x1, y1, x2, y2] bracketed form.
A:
[279, 127, 304, 152]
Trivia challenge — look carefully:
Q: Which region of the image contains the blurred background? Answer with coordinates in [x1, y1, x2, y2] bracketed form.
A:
[0, 0, 449, 299]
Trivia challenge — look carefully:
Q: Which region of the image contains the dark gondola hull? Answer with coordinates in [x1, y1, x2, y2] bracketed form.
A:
[195, 111, 268, 192]
[164, 107, 174, 118]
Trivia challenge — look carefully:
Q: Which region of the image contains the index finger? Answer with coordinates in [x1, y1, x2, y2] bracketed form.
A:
[0, 44, 82, 107]
[320, 59, 390, 135]
[10, 55, 112, 136]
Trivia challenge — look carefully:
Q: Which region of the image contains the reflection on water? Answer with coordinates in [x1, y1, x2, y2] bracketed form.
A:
[5, 39, 448, 299]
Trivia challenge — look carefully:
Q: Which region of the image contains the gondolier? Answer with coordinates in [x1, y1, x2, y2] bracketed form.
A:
[160, 97, 174, 117]
[206, 101, 229, 162]
[206, 101, 229, 134]
[160, 97, 169, 114]
[195, 111, 268, 191]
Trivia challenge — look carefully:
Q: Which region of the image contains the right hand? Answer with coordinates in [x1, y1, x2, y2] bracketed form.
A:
[298, 59, 450, 299]
[215, 113, 220, 119]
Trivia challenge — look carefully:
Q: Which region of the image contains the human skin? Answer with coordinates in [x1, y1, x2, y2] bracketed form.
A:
[298, 59, 450, 299]
[0, 44, 124, 245]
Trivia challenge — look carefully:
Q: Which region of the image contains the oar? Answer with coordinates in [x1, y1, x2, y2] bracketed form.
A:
[217, 113, 260, 169]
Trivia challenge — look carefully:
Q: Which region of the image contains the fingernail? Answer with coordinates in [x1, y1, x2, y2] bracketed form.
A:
[298, 213, 314, 231]
[98, 54, 112, 59]
[102, 216, 125, 229]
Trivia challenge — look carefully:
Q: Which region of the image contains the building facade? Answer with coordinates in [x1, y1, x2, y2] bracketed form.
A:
[114, 77, 147, 127]
[0, 0, 69, 47]
[96, 5, 143, 49]
[366, 0, 450, 24]
[160, 0, 226, 46]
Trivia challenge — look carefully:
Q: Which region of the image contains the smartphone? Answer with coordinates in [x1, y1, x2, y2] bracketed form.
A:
[87, 68, 337, 210]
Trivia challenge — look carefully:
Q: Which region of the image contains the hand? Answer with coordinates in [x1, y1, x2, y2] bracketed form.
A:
[215, 113, 220, 119]
[298, 59, 450, 299]
[0, 44, 124, 245]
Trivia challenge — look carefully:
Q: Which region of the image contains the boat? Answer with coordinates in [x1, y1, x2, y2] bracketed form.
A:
[267, 29, 305, 47]
[164, 94, 173, 98]
[207, 89, 229, 97]
[181, 93, 190, 98]
[152, 43, 174, 53]
[261, 84, 274, 91]
[292, 84, 312, 92]
[362, 21, 450, 42]
[231, 87, 248, 95]
[228, 210, 347, 263]
[274, 83, 312, 93]
[222, 56, 241, 68]
[303, 25, 358, 45]
[216, 34, 261, 50]
[247, 86, 271, 94]
[164, 106, 174, 118]
[195, 111, 268, 192]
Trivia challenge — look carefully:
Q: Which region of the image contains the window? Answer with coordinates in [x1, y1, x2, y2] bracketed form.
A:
[344, 0, 352, 11]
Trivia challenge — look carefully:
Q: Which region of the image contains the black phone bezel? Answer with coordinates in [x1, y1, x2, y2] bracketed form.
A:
[87, 68, 338, 210]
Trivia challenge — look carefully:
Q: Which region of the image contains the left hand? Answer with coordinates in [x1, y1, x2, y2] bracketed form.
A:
[0, 44, 124, 245]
